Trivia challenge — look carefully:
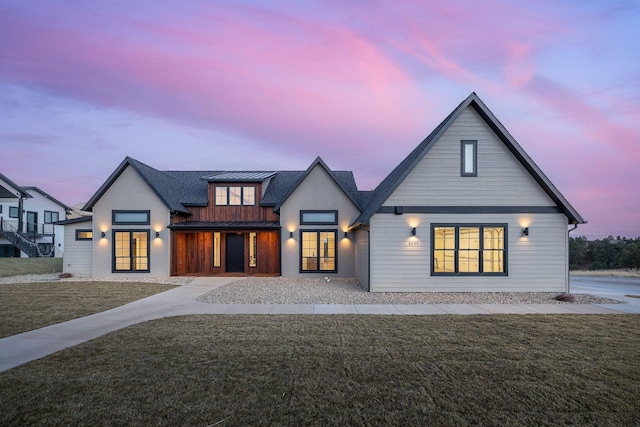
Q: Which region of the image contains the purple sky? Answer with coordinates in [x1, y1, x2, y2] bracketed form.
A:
[1, 1, 638, 239]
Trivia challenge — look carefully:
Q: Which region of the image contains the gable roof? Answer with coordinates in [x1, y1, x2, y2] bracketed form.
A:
[352, 92, 585, 227]
[270, 157, 363, 212]
[21, 186, 72, 211]
[83, 157, 210, 214]
[0, 172, 30, 199]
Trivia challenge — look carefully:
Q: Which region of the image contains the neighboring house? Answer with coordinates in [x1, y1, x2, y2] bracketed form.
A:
[61, 93, 585, 291]
[0, 174, 71, 257]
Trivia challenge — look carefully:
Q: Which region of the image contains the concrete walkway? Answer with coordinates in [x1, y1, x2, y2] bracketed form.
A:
[1, 277, 638, 372]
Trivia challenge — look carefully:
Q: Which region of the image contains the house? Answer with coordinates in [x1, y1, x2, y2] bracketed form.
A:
[60, 93, 585, 291]
[0, 173, 70, 257]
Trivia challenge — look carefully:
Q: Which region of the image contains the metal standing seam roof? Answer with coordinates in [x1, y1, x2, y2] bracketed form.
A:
[202, 171, 277, 181]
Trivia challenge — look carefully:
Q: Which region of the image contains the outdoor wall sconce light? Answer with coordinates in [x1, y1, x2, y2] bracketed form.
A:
[289, 231, 294, 239]
[101, 232, 106, 238]
[344, 231, 348, 239]
[155, 231, 160, 238]
[411, 227, 417, 236]
[522, 227, 529, 237]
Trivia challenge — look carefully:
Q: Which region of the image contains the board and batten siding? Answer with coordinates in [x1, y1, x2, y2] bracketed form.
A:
[384, 106, 556, 207]
[62, 221, 93, 277]
[369, 213, 568, 292]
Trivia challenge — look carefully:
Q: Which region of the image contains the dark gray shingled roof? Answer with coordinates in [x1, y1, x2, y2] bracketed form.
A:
[84, 156, 364, 216]
[351, 92, 586, 228]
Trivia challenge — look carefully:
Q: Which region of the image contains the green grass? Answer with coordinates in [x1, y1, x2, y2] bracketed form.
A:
[0, 257, 63, 277]
[1, 314, 638, 426]
[0, 281, 176, 338]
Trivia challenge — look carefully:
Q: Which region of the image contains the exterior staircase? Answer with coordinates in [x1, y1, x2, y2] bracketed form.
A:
[0, 219, 54, 257]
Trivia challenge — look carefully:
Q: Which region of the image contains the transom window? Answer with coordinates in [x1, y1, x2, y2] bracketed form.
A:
[461, 140, 477, 177]
[432, 224, 506, 275]
[75, 229, 93, 240]
[300, 210, 338, 225]
[215, 186, 255, 206]
[44, 211, 60, 223]
[112, 210, 150, 225]
[301, 230, 336, 272]
[113, 230, 149, 272]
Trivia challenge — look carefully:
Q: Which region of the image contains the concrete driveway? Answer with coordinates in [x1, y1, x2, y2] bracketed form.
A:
[571, 275, 640, 313]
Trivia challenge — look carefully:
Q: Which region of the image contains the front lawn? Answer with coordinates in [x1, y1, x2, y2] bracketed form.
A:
[0, 281, 176, 338]
[1, 314, 638, 426]
[0, 257, 62, 277]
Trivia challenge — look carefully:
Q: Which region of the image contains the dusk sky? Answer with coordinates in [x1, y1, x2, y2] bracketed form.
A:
[1, 1, 638, 239]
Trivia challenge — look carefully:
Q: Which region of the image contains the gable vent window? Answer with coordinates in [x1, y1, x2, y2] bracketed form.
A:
[461, 140, 477, 177]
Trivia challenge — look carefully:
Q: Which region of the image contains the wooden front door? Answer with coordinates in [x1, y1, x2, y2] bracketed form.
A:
[226, 233, 245, 272]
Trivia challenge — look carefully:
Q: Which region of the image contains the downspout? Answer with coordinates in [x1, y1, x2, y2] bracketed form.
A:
[567, 224, 579, 294]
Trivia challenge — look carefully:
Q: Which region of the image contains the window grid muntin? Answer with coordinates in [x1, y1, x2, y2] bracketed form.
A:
[432, 224, 507, 275]
[215, 186, 256, 206]
[113, 230, 150, 273]
[300, 230, 337, 272]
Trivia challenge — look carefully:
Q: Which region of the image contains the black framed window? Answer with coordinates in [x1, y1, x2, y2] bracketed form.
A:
[76, 229, 93, 240]
[215, 186, 256, 206]
[461, 140, 477, 177]
[113, 230, 149, 272]
[432, 224, 507, 275]
[112, 210, 150, 225]
[44, 210, 59, 223]
[300, 230, 336, 272]
[9, 206, 18, 218]
[300, 210, 338, 225]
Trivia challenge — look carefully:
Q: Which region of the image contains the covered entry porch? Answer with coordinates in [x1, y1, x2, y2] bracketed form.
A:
[169, 222, 280, 276]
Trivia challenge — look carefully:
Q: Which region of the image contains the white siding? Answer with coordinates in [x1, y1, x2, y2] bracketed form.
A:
[385, 107, 555, 207]
[369, 213, 568, 292]
[279, 165, 360, 278]
[62, 221, 93, 277]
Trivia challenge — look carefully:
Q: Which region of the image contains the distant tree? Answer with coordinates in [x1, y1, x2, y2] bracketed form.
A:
[619, 243, 640, 269]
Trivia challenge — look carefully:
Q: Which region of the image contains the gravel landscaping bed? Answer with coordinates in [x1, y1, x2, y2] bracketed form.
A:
[0, 274, 193, 286]
[197, 277, 624, 305]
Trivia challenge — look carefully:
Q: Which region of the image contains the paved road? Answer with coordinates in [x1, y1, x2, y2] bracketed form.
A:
[571, 275, 640, 308]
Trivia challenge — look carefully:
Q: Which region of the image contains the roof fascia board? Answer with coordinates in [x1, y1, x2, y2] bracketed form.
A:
[272, 157, 361, 212]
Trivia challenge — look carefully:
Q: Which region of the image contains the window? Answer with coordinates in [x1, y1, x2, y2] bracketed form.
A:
[432, 224, 506, 275]
[44, 211, 59, 223]
[76, 229, 93, 240]
[112, 210, 150, 225]
[301, 230, 336, 272]
[9, 206, 18, 218]
[249, 232, 257, 267]
[461, 140, 477, 177]
[215, 186, 256, 206]
[300, 210, 338, 225]
[113, 230, 149, 272]
[213, 232, 221, 268]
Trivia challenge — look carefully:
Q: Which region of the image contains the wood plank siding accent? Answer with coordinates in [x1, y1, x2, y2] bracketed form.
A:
[172, 182, 279, 224]
[383, 107, 556, 208]
[171, 230, 280, 276]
